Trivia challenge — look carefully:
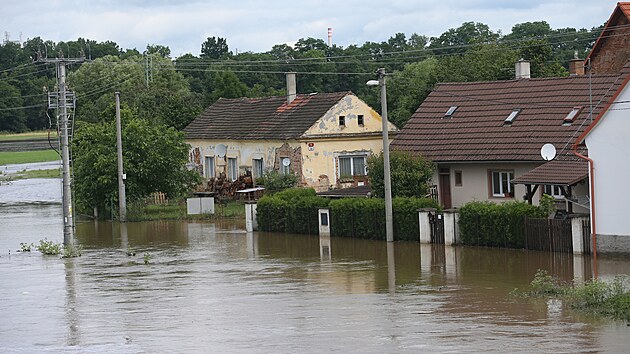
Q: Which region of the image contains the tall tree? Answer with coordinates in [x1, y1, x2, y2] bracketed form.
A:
[201, 37, 231, 59]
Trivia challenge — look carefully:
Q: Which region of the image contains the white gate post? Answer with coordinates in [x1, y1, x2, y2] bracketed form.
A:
[418, 208, 435, 243]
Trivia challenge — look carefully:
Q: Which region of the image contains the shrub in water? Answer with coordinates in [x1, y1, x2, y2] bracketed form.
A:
[37, 238, 62, 255]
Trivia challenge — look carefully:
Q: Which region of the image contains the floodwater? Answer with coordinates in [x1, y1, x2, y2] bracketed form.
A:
[1, 169, 630, 353]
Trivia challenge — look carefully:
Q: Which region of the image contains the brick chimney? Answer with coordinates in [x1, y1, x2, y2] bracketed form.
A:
[569, 51, 585, 76]
[286, 72, 296, 104]
[515, 59, 531, 79]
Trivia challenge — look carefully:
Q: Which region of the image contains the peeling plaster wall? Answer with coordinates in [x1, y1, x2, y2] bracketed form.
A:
[303, 95, 396, 136]
[300, 138, 384, 190]
[186, 139, 295, 179]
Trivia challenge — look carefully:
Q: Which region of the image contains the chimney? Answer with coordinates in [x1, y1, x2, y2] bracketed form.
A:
[515, 59, 531, 79]
[286, 72, 296, 104]
[569, 51, 585, 76]
[328, 27, 332, 47]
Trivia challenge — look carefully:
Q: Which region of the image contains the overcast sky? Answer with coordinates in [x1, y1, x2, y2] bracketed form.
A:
[0, 1, 616, 57]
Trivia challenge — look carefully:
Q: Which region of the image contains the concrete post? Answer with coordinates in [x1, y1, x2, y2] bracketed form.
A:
[245, 202, 258, 232]
[443, 209, 458, 245]
[418, 208, 435, 243]
[318, 208, 331, 236]
[571, 216, 587, 254]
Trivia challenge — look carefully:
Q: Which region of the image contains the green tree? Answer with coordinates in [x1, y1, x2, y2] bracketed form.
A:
[146, 44, 171, 58]
[388, 58, 438, 128]
[0, 81, 27, 132]
[201, 36, 231, 59]
[367, 150, 435, 198]
[72, 110, 200, 215]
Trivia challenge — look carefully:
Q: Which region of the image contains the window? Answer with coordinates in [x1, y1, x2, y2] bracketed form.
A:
[491, 171, 514, 197]
[204, 156, 215, 178]
[339, 155, 366, 178]
[544, 185, 564, 199]
[253, 158, 263, 178]
[357, 115, 364, 126]
[563, 106, 582, 126]
[339, 115, 345, 126]
[455, 170, 462, 186]
[445, 106, 458, 117]
[228, 157, 238, 181]
[281, 157, 291, 175]
[504, 109, 521, 124]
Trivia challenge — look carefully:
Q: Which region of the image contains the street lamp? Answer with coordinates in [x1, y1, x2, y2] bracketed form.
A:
[367, 68, 393, 242]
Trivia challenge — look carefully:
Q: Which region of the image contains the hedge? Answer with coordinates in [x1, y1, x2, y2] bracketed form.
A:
[458, 201, 545, 248]
[257, 188, 329, 234]
[257, 188, 439, 240]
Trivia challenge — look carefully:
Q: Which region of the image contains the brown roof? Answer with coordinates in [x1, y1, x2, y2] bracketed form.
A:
[184, 92, 351, 140]
[391, 73, 627, 162]
[512, 160, 588, 185]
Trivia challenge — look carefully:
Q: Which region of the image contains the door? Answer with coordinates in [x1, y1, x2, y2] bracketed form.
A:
[438, 168, 452, 209]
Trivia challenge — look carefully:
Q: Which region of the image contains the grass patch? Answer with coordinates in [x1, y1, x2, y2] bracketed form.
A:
[0, 150, 60, 165]
[126, 199, 246, 221]
[513, 269, 630, 322]
[0, 130, 57, 141]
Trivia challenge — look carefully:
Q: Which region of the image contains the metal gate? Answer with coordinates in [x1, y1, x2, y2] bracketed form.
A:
[429, 211, 445, 244]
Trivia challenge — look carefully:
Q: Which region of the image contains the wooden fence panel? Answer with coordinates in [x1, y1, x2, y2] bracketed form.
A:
[524, 217, 572, 253]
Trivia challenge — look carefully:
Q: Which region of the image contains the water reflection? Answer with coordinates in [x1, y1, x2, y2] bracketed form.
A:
[2, 207, 630, 353]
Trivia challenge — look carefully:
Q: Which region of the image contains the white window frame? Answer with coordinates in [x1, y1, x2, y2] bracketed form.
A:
[228, 157, 238, 181]
[204, 156, 215, 178]
[543, 185, 564, 199]
[253, 158, 264, 179]
[491, 171, 514, 197]
[280, 157, 291, 175]
[338, 155, 367, 178]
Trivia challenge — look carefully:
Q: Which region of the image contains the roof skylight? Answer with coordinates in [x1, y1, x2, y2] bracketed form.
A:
[444, 106, 458, 117]
[504, 109, 521, 124]
[563, 106, 582, 124]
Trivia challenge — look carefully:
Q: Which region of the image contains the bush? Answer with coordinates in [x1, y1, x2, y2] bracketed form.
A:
[459, 201, 545, 248]
[256, 171, 299, 193]
[257, 188, 329, 234]
[257, 188, 439, 240]
[330, 197, 439, 241]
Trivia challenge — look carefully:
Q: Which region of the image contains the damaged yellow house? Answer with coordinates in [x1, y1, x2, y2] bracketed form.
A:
[183, 74, 397, 191]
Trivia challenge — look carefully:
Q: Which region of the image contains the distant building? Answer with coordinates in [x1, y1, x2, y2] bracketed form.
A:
[183, 73, 397, 191]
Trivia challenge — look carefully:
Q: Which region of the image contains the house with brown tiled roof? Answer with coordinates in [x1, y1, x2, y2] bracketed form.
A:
[391, 60, 625, 210]
[586, 2, 630, 75]
[184, 73, 397, 191]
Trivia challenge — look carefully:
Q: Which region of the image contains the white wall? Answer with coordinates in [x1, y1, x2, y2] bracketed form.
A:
[433, 162, 542, 207]
[585, 82, 630, 237]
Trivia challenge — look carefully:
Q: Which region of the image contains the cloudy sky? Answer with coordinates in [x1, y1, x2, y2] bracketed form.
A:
[0, 1, 616, 57]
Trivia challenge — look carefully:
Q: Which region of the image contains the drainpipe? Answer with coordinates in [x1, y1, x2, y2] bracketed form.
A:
[572, 144, 598, 277]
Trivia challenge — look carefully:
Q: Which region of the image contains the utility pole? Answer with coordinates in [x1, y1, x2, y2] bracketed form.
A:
[115, 92, 127, 222]
[41, 52, 85, 245]
[377, 68, 394, 243]
[367, 68, 394, 242]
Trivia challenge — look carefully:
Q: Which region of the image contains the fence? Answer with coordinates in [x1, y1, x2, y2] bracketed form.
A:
[429, 211, 445, 244]
[524, 216, 573, 253]
[150, 192, 168, 205]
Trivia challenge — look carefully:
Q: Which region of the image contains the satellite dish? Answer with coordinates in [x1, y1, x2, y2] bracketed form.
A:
[540, 143, 557, 161]
[282, 158, 291, 166]
[215, 144, 227, 158]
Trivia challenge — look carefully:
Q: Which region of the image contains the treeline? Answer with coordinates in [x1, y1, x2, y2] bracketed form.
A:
[0, 20, 601, 133]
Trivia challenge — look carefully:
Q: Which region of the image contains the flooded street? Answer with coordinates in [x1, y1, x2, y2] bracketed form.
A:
[1, 174, 630, 352]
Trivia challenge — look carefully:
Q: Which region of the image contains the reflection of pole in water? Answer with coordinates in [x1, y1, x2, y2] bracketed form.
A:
[120, 222, 128, 252]
[387, 242, 396, 293]
[247, 231, 258, 258]
[445, 245, 458, 280]
[64, 258, 80, 346]
[319, 235, 331, 261]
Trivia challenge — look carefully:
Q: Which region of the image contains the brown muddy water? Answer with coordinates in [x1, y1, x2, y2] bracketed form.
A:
[1, 178, 630, 353]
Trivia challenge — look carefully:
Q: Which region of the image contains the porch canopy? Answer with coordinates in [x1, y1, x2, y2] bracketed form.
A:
[512, 160, 588, 211]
